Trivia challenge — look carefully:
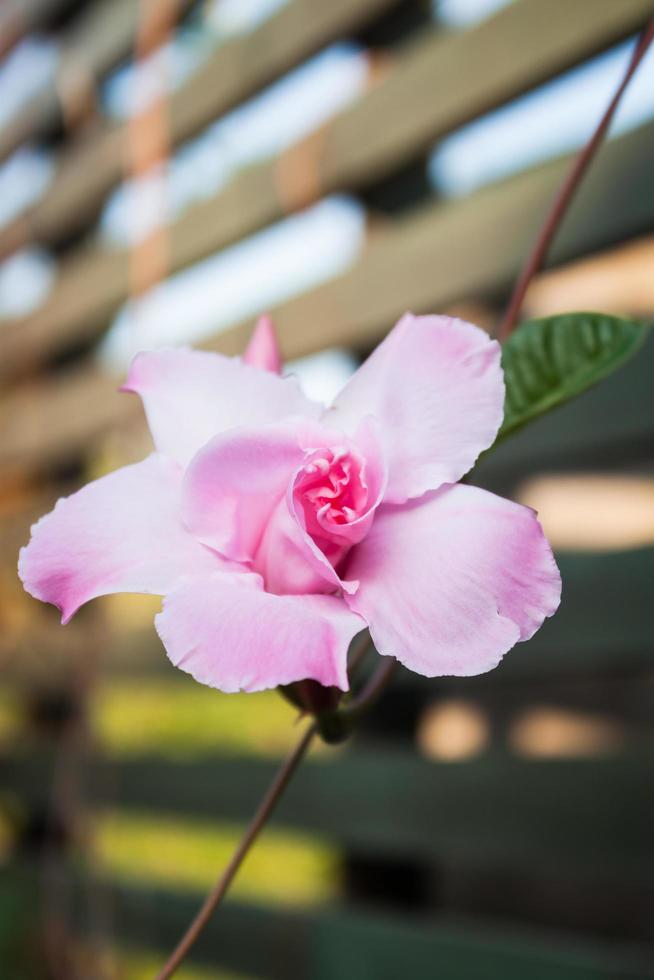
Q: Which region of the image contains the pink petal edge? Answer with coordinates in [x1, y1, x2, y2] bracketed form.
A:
[181, 423, 309, 564]
[18, 454, 223, 624]
[344, 483, 561, 677]
[155, 571, 366, 692]
[330, 314, 505, 502]
[122, 347, 321, 467]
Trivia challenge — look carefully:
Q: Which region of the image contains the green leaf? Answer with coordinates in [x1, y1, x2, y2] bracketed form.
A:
[498, 312, 649, 441]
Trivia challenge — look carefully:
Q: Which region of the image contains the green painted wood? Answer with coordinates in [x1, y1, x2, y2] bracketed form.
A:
[94, 545, 654, 680]
[98, 880, 654, 980]
[0, 862, 49, 980]
[113, 548, 654, 679]
[4, 750, 653, 874]
[491, 547, 654, 678]
[311, 910, 654, 980]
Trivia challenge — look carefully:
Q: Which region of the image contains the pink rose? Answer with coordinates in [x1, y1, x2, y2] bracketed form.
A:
[18, 314, 561, 693]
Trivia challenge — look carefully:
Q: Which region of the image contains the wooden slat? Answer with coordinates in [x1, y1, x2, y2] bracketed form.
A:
[0, 363, 138, 475]
[0, 0, 396, 253]
[213, 124, 654, 362]
[2, 0, 652, 371]
[1, 0, 650, 258]
[8, 864, 650, 980]
[89, 545, 654, 686]
[2, 543, 653, 682]
[95, 751, 654, 873]
[4, 749, 654, 873]
[0, 0, 196, 165]
[2, 120, 653, 473]
[526, 236, 654, 320]
[0, 0, 76, 60]
[102, 882, 654, 980]
[108, 547, 654, 679]
[470, 546, 654, 680]
[3, 250, 652, 548]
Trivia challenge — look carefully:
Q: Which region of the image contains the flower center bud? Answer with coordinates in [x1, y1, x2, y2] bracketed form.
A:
[294, 447, 367, 544]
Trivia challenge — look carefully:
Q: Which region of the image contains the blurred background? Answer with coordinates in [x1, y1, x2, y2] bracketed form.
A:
[1, 0, 654, 977]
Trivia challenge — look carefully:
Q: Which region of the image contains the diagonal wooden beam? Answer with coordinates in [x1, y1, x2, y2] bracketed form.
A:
[1, 121, 653, 475]
[1, 0, 652, 387]
[0, 0, 650, 260]
[0, 0, 197, 165]
[0, 0, 397, 249]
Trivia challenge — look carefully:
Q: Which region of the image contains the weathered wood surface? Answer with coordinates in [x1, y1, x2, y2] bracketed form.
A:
[525, 236, 654, 321]
[0, 363, 138, 475]
[0, 0, 396, 255]
[216, 122, 654, 363]
[0, 0, 75, 60]
[0, 0, 196, 165]
[1, 120, 653, 470]
[100, 881, 654, 980]
[1, 0, 650, 260]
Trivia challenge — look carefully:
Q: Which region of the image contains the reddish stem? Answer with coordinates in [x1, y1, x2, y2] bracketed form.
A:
[154, 720, 317, 980]
[496, 20, 654, 342]
[154, 642, 393, 977]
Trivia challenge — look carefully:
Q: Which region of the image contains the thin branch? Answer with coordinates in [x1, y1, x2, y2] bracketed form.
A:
[316, 657, 399, 743]
[346, 657, 398, 715]
[496, 19, 654, 342]
[348, 630, 373, 682]
[154, 645, 396, 974]
[154, 720, 317, 980]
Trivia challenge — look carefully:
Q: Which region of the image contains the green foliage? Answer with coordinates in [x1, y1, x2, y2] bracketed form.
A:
[498, 312, 648, 441]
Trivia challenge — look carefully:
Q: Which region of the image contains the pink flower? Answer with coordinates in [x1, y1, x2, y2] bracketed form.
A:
[18, 314, 561, 693]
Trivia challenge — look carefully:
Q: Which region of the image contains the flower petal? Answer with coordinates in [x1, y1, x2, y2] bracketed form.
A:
[296, 416, 388, 550]
[256, 494, 347, 596]
[182, 423, 307, 564]
[155, 571, 365, 692]
[123, 347, 321, 467]
[243, 315, 282, 374]
[344, 483, 561, 677]
[18, 454, 223, 623]
[330, 314, 504, 501]
[257, 419, 387, 597]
